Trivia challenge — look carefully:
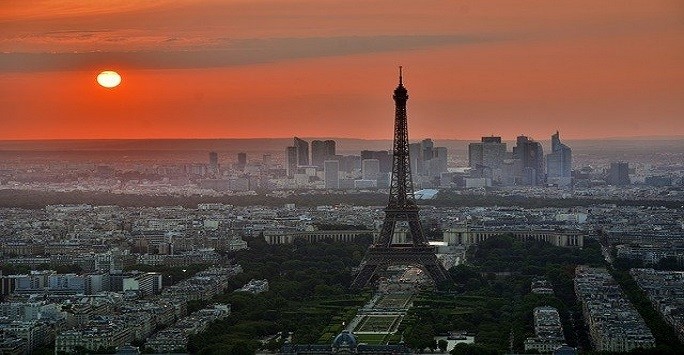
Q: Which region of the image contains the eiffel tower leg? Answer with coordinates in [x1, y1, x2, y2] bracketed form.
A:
[423, 260, 450, 283]
[408, 218, 424, 247]
[377, 215, 396, 246]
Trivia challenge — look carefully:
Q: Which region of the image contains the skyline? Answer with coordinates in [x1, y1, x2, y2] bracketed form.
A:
[1, 1, 683, 140]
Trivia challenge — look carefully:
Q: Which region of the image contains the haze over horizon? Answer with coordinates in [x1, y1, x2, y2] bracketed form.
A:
[1, 1, 682, 140]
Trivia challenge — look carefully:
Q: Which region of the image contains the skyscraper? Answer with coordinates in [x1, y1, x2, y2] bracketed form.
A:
[361, 159, 380, 181]
[546, 131, 572, 186]
[208, 152, 219, 176]
[513, 135, 545, 186]
[324, 160, 339, 189]
[325, 140, 336, 155]
[606, 162, 630, 186]
[293, 137, 309, 166]
[361, 150, 392, 173]
[311, 139, 336, 168]
[427, 146, 448, 178]
[236, 152, 247, 171]
[469, 136, 507, 182]
[285, 146, 297, 178]
[408, 139, 447, 180]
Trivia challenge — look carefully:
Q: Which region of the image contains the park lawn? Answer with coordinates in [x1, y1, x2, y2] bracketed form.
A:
[356, 315, 400, 333]
[356, 333, 389, 344]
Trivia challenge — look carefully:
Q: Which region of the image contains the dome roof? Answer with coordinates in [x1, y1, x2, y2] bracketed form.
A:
[331, 330, 358, 350]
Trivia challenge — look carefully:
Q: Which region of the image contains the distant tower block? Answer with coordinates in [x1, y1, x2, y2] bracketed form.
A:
[208, 151, 219, 175]
[351, 68, 450, 289]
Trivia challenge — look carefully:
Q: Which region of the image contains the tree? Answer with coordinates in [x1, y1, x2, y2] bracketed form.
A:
[438, 339, 448, 353]
[405, 323, 436, 352]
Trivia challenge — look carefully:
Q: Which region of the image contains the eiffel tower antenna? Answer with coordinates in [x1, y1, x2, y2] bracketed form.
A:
[350, 68, 450, 289]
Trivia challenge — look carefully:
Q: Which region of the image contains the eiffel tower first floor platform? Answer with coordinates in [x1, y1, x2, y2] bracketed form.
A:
[350, 245, 450, 289]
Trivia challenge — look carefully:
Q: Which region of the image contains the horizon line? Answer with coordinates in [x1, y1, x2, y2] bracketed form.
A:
[0, 134, 683, 142]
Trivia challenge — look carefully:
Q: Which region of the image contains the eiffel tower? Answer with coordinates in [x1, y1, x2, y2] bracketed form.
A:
[350, 67, 450, 289]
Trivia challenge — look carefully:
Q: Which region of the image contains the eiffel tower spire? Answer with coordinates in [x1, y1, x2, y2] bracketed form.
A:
[350, 68, 450, 289]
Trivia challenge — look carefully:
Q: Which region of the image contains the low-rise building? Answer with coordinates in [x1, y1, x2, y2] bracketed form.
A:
[630, 268, 684, 343]
[574, 266, 655, 352]
[524, 306, 566, 353]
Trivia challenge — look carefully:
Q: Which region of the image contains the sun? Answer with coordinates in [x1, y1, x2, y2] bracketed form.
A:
[96, 71, 121, 88]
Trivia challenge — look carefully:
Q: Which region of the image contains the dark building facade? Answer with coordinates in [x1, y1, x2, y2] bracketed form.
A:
[513, 135, 545, 186]
[546, 131, 572, 186]
[360, 150, 392, 174]
[208, 151, 219, 176]
[312, 140, 336, 169]
[286, 146, 298, 178]
[468, 136, 506, 182]
[294, 137, 310, 166]
[606, 162, 630, 185]
[236, 152, 247, 171]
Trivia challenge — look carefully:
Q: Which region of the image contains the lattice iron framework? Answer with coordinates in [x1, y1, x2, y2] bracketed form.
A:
[350, 68, 450, 289]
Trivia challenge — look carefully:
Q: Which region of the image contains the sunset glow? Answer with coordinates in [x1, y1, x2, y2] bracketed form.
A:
[0, 0, 682, 140]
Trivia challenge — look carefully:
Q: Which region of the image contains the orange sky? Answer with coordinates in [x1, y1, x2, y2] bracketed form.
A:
[1, 0, 683, 140]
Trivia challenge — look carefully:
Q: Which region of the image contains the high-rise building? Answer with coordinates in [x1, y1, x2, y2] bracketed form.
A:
[208, 152, 219, 175]
[286, 146, 297, 178]
[294, 137, 309, 166]
[469, 136, 506, 168]
[311, 139, 336, 168]
[362, 159, 380, 181]
[427, 146, 448, 178]
[324, 160, 339, 189]
[469, 136, 507, 182]
[409, 142, 422, 177]
[468, 143, 483, 168]
[546, 131, 572, 186]
[236, 152, 247, 171]
[409, 139, 448, 179]
[606, 162, 630, 185]
[361, 150, 392, 173]
[311, 140, 325, 168]
[513, 135, 545, 186]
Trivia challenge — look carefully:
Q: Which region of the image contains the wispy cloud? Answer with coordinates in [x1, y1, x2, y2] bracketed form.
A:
[0, 29, 225, 53]
[0, 34, 495, 72]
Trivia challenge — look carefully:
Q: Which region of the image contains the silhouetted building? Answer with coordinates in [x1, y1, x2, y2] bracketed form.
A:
[208, 152, 219, 176]
[360, 150, 391, 173]
[361, 159, 380, 181]
[428, 146, 448, 177]
[294, 137, 309, 166]
[469, 136, 506, 182]
[236, 152, 247, 171]
[546, 131, 572, 186]
[311, 139, 336, 168]
[409, 139, 448, 179]
[324, 160, 339, 189]
[285, 146, 297, 178]
[606, 162, 630, 186]
[513, 135, 545, 186]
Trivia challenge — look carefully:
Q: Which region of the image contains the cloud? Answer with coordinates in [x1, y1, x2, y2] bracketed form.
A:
[0, 29, 223, 52]
[0, 34, 495, 72]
